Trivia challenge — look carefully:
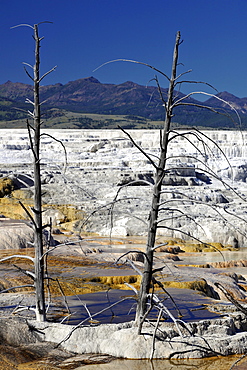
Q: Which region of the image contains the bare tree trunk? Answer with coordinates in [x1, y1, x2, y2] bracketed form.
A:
[135, 31, 181, 333]
[33, 24, 46, 322]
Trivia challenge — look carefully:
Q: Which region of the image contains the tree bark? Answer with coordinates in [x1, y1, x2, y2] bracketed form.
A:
[135, 31, 180, 333]
[33, 24, 46, 322]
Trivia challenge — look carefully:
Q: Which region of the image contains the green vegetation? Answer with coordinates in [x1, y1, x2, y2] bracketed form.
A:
[0, 108, 218, 130]
[1, 107, 245, 130]
[0, 109, 167, 130]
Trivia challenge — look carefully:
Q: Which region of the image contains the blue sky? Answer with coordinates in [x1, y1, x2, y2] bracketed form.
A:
[1, 0, 247, 99]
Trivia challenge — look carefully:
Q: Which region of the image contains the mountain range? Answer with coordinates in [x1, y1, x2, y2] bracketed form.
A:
[0, 76, 246, 129]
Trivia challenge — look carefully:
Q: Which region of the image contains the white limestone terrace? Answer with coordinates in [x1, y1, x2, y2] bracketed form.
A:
[1, 129, 247, 244]
[1, 128, 247, 188]
[0, 128, 247, 167]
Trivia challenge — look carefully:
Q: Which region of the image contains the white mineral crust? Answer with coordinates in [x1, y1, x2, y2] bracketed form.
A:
[1, 129, 247, 244]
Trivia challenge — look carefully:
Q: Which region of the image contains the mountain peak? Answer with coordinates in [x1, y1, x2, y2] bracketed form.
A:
[217, 91, 240, 100]
[119, 81, 139, 87]
[83, 76, 101, 83]
[0, 77, 247, 128]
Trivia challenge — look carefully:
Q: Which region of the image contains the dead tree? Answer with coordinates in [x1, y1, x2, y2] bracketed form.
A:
[134, 32, 181, 332]
[14, 22, 48, 322]
[31, 23, 46, 322]
[133, 33, 245, 333]
[9, 22, 56, 321]
[99, 32, 245, 334]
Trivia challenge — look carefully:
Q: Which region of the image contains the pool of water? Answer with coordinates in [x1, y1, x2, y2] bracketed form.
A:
[176, 248, 247, 265]
[61, 288, 222, 326]
[100, 244, 247, 280]
[80, 355, 246, 370]
[102, 243, 247, 265]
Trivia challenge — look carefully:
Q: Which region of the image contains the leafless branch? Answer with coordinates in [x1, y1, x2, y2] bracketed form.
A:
[153, 76, 167, 111]
[115, 250, 147, 265]
[156, 211, 206, 235]
[125, 258, 144, 276]
[158, 198, 247, 240]
[229, 354, 247, 370]
[118, 126, 158, 169]
[172, 91, 242, 128]
[124, 282, 138, 294]
[27, 110, 35, 118]
[167, 132, 208, 161]
[168, 129, 231, 169]
[40, 132, 68, 172]
[56, 297, 136, 346]
[151, 243, 168, 251]
[19, 200, 36, 228]
[79, 195, 144, 233]
[27, 120, 37, 161]
[11, 24, 34, 30]
[13, 264, 35, 280]
[174, 79, 218, 92]
[214, 282, 247, 315]
[151, 276, 182, 317]
[155, 225, 225, 258]
[93, 58, 170, 82]
[150, 308, 162, 360]
[25, 98, 34, 105]
[22, 61, 33, 69]
[151, 293, 185, 337]
[13, 305, 36, 314]
[39, 65, 57, 83]
[40, 238, 86, 258]
[0, 285, 34, 293]
[54, 278, 71, 316]
[0, 255, 34, 263]
[174, 69, 193, 82]
[23, 65, 34, 81]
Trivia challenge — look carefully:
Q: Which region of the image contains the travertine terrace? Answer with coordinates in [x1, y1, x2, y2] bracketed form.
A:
[1, 129, 247, 244]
